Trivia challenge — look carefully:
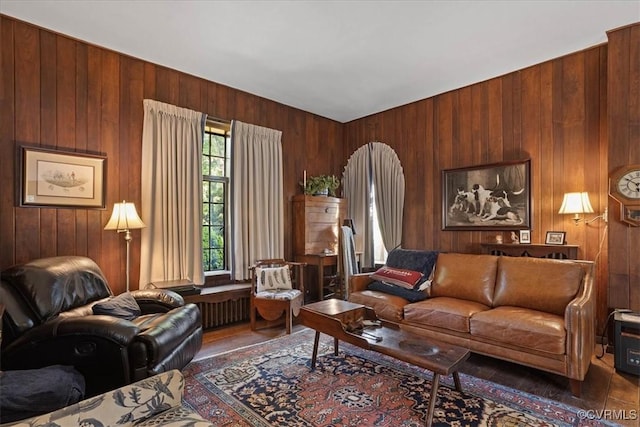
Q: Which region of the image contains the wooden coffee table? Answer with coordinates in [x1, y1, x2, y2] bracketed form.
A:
[299, 299, 470, 427]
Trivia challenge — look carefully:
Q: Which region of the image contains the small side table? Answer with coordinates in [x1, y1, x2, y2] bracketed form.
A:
[294, 253, 338, 301]
[481, 243, 579, 259]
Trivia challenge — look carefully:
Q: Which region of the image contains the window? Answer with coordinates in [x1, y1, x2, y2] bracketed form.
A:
[371, 184, 388, 266]
[202, 122, 231, 273]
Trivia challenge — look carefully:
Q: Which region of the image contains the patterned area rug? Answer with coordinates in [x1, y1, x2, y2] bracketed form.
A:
[183, 329, 611, 426]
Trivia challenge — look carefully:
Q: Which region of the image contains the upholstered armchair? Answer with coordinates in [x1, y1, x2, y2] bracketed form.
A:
[0, 256, 203, 397]
[250, 259, 305, 334]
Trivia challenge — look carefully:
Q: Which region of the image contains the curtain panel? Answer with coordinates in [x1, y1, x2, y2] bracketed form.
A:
[371, 143, 405, 251]
[231, 121, 284, 281]
[343, 142, 404, 267]
[343, 145, 374, 268]
[139, 99, 206, 286]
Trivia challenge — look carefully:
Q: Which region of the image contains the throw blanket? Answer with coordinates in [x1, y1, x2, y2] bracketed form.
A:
[338, 225, 358, 298]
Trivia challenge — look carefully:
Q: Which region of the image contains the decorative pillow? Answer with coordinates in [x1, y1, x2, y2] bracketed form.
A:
[371, 266, 423, 290]
[256, 266, 292, 292]
[367, 281, 428, 302]
[92, 292, 141, 320]
[386, 248, 439, 277]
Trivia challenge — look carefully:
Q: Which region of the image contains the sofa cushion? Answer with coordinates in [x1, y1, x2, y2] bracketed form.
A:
[493, 257, 584, 316]
[92, 292, 141, 320]
[349, 290, 407, 322]
[430, 253, 498, 306]
[404, 297, 490, 333]
[470, 306, 566, 355]
[367, 281, 428, 302]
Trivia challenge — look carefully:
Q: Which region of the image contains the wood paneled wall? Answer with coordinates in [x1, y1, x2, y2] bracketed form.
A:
[1, 15, 637, 333]
[607, 24, 640, 311]
[343, 44, 612, 330]
[0, 16, 344, 293]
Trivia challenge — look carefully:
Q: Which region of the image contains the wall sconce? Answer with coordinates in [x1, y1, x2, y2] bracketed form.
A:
[558, 192, 607, 226]
[104, 200, 146, 291]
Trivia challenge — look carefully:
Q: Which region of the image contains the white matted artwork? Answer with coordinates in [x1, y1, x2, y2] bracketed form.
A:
[19, 145, 106, 208]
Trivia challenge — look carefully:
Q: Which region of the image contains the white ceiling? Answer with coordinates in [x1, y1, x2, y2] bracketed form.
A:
[1, 1, 638, 122]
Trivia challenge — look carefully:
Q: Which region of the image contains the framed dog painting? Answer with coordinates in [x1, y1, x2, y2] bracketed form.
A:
[442, 159, 531, 231]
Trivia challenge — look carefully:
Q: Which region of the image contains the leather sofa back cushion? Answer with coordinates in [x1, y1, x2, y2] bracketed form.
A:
[431, 253, 498, 306]
[1, 256, 112, 322]
[493, 257, 584, 316]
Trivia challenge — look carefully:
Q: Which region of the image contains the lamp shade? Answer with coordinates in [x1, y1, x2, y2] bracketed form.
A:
[558, 192, 594, 215]
[104, 200, 146, 231]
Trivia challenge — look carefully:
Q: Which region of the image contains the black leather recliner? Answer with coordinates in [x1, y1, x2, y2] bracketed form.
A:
[0, 256, 203, 397]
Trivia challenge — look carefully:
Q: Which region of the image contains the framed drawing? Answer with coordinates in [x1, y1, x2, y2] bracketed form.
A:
[442, 159, 531, 231]
[545, 231, 566, 245]
[19, 145, 106, 208]
[519, 229, 531, 244]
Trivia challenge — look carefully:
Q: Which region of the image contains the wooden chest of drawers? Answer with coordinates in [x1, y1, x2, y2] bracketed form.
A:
[292, 195, 346, 255]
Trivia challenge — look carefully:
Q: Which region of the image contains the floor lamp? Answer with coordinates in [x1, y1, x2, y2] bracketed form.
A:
[104, 200, 146, 292]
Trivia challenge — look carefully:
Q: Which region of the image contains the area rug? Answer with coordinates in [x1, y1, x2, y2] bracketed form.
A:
[182, 329, 612, 426]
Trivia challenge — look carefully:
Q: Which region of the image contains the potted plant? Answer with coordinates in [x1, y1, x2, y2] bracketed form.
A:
[300, 175, 340, 196]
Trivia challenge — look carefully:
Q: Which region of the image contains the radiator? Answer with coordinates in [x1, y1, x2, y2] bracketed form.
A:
[194, 297, 250, 329]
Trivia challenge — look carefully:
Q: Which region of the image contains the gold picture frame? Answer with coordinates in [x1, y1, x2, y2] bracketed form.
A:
[19, 145, 106, 208]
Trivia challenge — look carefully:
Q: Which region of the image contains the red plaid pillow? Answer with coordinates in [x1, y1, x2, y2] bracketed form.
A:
[371, 266, 423, 290]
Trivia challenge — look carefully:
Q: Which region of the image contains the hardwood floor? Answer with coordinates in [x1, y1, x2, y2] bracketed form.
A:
[195, 322, 640, 426]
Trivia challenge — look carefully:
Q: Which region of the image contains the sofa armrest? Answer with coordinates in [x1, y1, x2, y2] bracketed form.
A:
[131, 289, 185, 313]
[564, 260, 596, 382]
[7, 370, 186, 427]
[349, 273, 374, 294]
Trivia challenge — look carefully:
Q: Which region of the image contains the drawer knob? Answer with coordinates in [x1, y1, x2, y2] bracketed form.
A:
[325, 207, 329, 213]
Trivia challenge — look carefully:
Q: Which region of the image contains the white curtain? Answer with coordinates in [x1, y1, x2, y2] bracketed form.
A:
[231, 120, 283, 281]
[139, 99, 205, 286]
[343, 142, 404, 267]
[343, 145, 373, 268]
[371, 143, 405, 250]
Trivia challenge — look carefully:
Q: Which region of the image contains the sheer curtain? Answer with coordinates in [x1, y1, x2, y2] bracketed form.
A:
[343, 142, 404, 268]
[139, 99, 206, 286]
[231, 120, 283, 281]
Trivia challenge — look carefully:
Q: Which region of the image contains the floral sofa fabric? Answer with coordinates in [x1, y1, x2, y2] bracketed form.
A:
[5, 370, 213, 426]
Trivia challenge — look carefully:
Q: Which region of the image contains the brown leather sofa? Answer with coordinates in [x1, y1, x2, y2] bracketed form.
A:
[348, 251, 595, 396]
[0, 256, 203, 397]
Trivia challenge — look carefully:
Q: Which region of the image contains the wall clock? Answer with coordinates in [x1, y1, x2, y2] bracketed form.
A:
[610, 164, 640, 226]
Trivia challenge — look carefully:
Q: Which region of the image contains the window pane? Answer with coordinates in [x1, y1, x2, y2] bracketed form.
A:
[211, 203, 224, 225]
[212, 135, 225, 157]
[202, 182, 210, 203]
[211, 182, 224, 203]
[203, 134, 210, 156]
[202, 204, 210, 225]
[211, 158, 224, 176]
